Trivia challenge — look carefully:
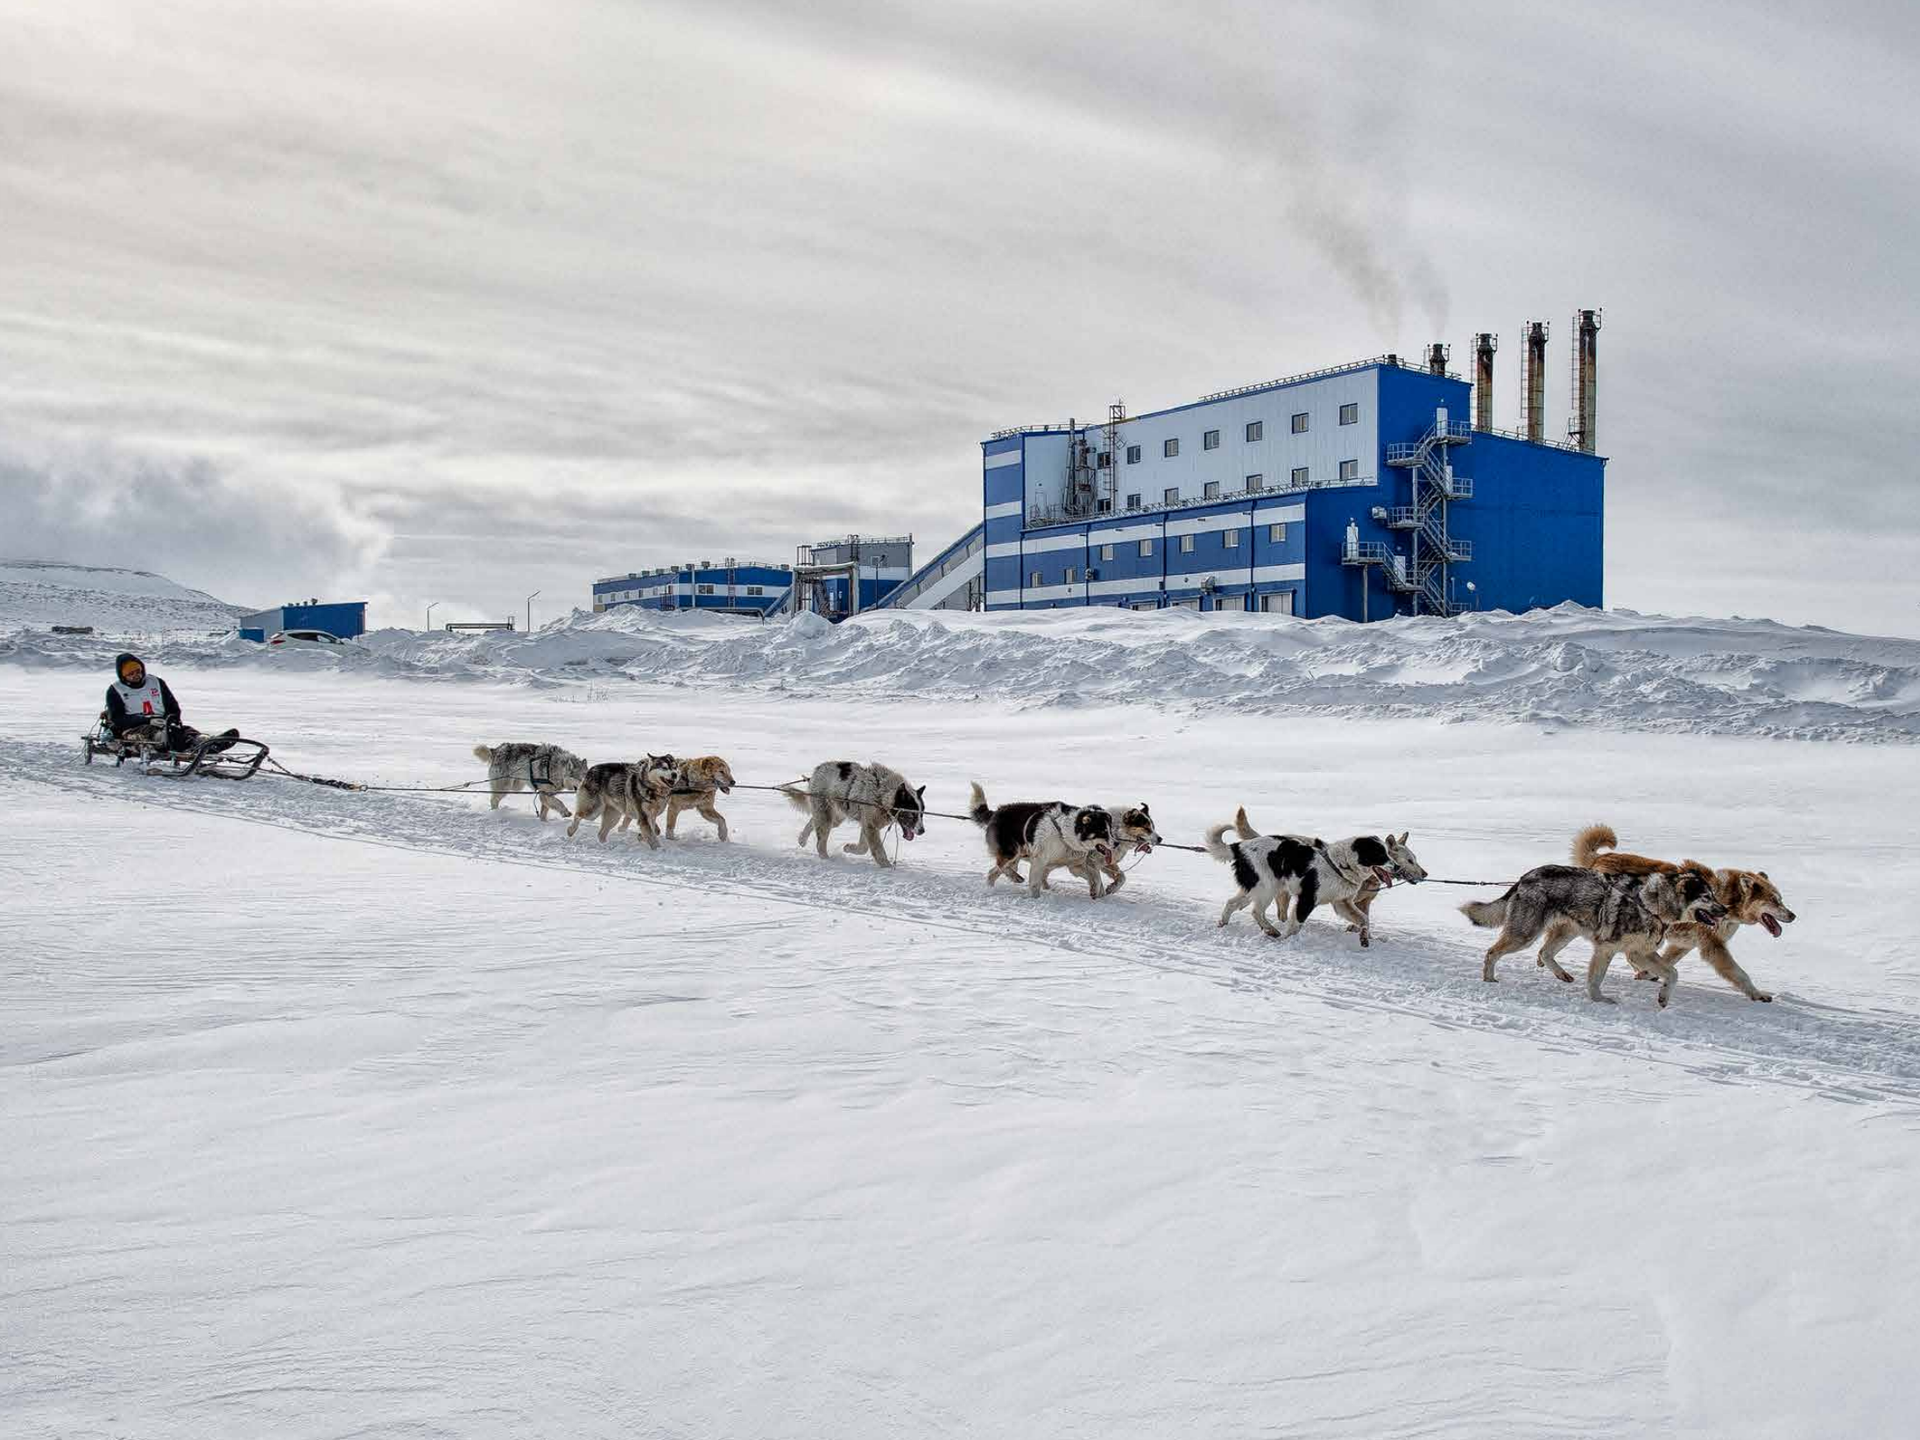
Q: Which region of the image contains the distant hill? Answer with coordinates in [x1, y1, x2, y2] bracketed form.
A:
[0, 559, 248, 636]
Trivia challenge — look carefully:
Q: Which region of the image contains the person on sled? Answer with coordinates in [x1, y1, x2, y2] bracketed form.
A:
[106, 653, 239, 754]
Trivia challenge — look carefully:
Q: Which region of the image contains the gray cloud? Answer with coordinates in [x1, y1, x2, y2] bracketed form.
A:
[0, 0, 1915, 632]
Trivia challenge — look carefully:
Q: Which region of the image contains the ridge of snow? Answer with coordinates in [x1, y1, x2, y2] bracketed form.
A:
[7, 598, 1920, 743]
[0, 558, 246, 636]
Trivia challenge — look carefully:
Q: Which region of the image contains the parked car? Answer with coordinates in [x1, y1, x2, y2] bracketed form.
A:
[267, 629, 364, 650]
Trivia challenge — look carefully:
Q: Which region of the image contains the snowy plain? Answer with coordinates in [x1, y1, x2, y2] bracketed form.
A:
[6, 601, 1920, 1439]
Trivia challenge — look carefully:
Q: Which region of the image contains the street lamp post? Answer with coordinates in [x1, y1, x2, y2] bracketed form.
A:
[525, 590, 541, 632]
[425, 602, 438, 632]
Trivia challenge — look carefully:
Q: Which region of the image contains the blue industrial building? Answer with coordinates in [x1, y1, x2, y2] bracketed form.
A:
[592, 536, 915, 620]
[977, 330, 1604, 619]
[238, 600, 368, 641]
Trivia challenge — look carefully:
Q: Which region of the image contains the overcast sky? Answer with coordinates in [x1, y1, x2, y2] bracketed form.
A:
[3, 0, 1917, 633]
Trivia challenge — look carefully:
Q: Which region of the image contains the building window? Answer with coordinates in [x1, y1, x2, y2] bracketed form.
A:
[1203, 429, 1221, 450]
[1291, 412, 1309, 434]
[1100, 543, 1114, 561]
[1246, 420, 1263, 441]
[1064, 566, 1076, 584]
[1030, 570, 1042, 587]
[1163, 437, 1180, 458]
[1246, 473, 1264, 489]
[1126, 444, 1141, 464]
[1269, 523, 1287, 542]
[1163, 486, 1180, 504]
[1339, 459, 1359, 480]
[1223, 529, 1240, 549]
[1139, 539, 1153, 557]
[1125, 492, 1141, 509]
[1096, 498, 1112, 514]
[1291, 466, 1309, 486]
[1203, 480, 1221, 499]
[1179, 534, 1196, 554]
[697, 583, 714, 594]
[1261, 591, 1296, 614]
[747, 585, 763, 595]
[1339, 402, 1359, 425]
[1097, 450, 1112, 469]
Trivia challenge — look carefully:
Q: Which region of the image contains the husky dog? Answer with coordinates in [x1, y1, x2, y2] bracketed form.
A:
[1232, 808, 1425, 945]
[967, 784, 1117, 897]
[567, 755, 679, 848]
[1569, 823, 1796, 1002]
[782, 761, 927, 868]
[1206, 810, 1427, 944]
[663, 755, 736, 842]
[473, 742, 587, 820]
[1463, 864, 1728, 1007]
[1067, 803, 1162, 896]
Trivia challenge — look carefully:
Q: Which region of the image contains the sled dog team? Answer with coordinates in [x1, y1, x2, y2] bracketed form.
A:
[474, 741, 1797, 1009]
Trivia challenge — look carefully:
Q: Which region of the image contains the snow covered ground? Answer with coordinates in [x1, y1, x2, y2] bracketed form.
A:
[0, 560, 245, 637]
[6, 638, 1920, 1437]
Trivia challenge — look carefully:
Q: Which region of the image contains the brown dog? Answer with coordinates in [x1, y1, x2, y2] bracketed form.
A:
[1569, 823, 1797, 1002]
[664, 755, 735, 841]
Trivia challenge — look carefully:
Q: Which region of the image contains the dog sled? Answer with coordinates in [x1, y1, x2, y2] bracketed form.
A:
[82, 712, 270, 780]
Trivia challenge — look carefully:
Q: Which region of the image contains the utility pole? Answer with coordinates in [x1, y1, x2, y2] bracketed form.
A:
[425, 602, 438, 632]
[525, 590, 540, 632]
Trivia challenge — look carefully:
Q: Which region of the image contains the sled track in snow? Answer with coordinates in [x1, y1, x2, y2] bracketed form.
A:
[13, 740, 1920, 1108]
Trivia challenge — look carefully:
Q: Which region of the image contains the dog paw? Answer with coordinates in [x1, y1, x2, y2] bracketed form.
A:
[1359, 934, 1370, 948]
[1753, 992, 1773, 1003]
[1593, 995, 1619, 1005]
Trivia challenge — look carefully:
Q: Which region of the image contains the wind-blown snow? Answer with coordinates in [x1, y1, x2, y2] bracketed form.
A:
[9, 597, 1920, 743]
[0, 559, 245, 636]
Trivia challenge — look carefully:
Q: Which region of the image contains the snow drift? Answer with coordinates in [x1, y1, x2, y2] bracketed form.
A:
[7, 597, 1920, 743]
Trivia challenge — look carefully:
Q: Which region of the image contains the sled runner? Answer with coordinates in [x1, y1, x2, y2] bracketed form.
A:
[82, 712, 270, 780]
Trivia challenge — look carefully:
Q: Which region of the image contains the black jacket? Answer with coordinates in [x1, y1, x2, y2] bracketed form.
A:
[106, 658, 182, 738]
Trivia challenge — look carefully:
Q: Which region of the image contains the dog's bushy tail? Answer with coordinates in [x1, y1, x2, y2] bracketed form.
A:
[473, 744, 495, 765]
[1233, 805, 1258, 840]
[1460, 888, 1515, 927]
[778, 781, 813, 812]
[1204, 821, 1238, 863]
[1572, 823, 1617, 868]
[968, 782, 993, 828]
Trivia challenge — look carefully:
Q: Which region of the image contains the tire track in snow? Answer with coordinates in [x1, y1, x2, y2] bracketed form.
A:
[13, 741, 1920, 1107]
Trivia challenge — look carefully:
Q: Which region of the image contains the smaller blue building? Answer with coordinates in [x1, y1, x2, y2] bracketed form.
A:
[238, 600, 368, 642]
[592, 559, 795, 617]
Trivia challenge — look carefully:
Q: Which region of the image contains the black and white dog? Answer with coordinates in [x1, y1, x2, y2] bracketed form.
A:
[1068, 803, 1162, 896]
[783, 761, 927, 868]
[1206, 810, 1427, 943]
[968, 784, 1116, 897]
[566, 755, 679, 849]
[473, 741, 587, 821]
[1463, 864, 1728, 1007]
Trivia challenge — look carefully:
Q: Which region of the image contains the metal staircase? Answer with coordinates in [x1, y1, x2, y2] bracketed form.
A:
[1343, 412, 1473, 616]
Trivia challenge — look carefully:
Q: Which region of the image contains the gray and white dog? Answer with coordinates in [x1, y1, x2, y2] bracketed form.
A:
[1463, 864, 1728, 1007]
[567, 754, 679, 849]
[473, 742, 587, 821]
[783, 760, 926, 868]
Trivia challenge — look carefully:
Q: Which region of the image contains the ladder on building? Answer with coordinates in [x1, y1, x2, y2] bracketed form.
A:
[1381, 413, 1474, 616]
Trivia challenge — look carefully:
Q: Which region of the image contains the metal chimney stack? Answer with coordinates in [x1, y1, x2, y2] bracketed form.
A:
[1473, 332, 1497, 431]
[1569, 308, 1602, 454]
[1522, 320, 1550, 443]
[1426, 342, 1449, 376]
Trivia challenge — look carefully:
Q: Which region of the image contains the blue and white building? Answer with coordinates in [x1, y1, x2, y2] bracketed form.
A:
[976, 353, 1603, 618]
[592, 559, 795, 617]
[591, 535, 916, 620]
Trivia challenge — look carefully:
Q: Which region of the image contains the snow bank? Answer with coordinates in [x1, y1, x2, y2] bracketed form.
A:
[8, 596, 1920, 743]
[0, 559, 245, 637]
